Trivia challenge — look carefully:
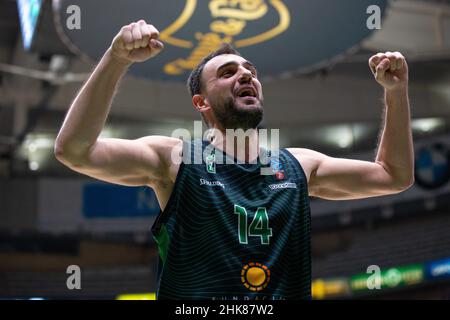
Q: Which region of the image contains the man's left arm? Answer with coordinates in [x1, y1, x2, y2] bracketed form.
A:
[289, 51, 414, 200]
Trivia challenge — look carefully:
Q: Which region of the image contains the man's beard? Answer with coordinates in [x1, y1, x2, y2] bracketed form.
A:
[211, 96, 264, 131]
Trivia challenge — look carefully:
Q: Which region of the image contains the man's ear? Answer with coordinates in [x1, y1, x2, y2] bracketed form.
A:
[192, 94, 211, 113]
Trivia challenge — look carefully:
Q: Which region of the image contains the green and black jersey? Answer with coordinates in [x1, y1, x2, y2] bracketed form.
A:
[151, 139, 311, 300]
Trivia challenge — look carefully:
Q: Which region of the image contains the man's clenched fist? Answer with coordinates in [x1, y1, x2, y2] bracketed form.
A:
[110, 20, 164, 65]
[369, 52, 408, 91]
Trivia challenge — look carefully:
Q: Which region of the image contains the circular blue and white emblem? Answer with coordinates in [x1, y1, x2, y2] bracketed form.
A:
[415, 143, 450, 189]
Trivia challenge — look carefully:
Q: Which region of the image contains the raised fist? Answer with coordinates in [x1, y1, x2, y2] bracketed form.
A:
[110, 20, 164, 65]
[369, 51, 408, 91]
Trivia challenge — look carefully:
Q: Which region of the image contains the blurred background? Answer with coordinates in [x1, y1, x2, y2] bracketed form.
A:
[1, 0, 450, 300]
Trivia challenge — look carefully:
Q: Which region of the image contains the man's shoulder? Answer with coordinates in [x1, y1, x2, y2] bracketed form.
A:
[138, 135, 182, 146]
[137, 136, 184, 185]
[285, 148, 325, 184]
[285, 147, 326, 161]
[138, 135, 183, 153]
[138, 135, 183, 165]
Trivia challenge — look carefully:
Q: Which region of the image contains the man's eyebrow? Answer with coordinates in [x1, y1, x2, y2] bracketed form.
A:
[216, 61, 258, 75]
[244, 61, 258, 74]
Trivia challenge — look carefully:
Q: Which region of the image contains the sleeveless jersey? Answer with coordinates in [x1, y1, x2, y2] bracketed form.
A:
[151, 140, 311, 300]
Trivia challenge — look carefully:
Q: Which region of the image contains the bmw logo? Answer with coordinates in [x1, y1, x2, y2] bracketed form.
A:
[415, 143, 450, 189]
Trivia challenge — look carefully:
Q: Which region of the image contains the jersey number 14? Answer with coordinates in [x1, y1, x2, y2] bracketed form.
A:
[234, 205, 273, 245]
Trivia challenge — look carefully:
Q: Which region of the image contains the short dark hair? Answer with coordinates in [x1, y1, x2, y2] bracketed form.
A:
[187, 43, 241, 97]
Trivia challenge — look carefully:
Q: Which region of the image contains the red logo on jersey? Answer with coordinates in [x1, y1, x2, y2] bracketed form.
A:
[275, 171, 285, 180]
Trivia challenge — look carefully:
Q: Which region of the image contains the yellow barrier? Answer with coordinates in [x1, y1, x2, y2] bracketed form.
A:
[115, 293, 156, 300]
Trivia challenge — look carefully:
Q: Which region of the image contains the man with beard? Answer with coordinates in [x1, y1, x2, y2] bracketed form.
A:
[55, 20, 414, 300]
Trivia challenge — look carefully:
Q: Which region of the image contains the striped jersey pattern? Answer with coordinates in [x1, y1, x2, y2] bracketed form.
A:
[151, 140, 311, 300]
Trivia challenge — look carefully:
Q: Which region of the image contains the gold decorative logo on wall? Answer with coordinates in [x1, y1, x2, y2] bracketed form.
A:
[160, 0, 290, 76]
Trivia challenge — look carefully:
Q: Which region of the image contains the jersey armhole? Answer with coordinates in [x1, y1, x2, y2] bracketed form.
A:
[282, 148, 310, 197]
[150, 143, 188, 237]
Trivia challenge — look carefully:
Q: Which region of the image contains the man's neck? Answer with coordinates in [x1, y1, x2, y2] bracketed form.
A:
[208, 127, 260, 163]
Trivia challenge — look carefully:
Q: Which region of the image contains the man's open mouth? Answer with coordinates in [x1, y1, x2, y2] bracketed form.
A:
[235, 86, 259, 105]
[238, 96, 258, 105]
[236, 87, 257, 98]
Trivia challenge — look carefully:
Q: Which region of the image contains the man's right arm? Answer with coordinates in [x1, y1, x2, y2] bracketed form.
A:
[54, 20, 181, 187]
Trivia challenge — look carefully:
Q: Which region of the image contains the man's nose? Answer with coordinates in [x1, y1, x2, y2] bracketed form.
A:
[238, 67, 252, 84]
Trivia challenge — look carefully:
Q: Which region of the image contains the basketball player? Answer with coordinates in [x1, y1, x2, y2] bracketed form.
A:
[54, 20, 414, 299]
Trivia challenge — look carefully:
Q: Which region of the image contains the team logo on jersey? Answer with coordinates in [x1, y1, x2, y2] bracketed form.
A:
[275, 171, 285, 180]
[270, 158, 283, 171]
[241, 262, 271, 292]
[206, 153, 216, 173]
[270, 157, 285, 180]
